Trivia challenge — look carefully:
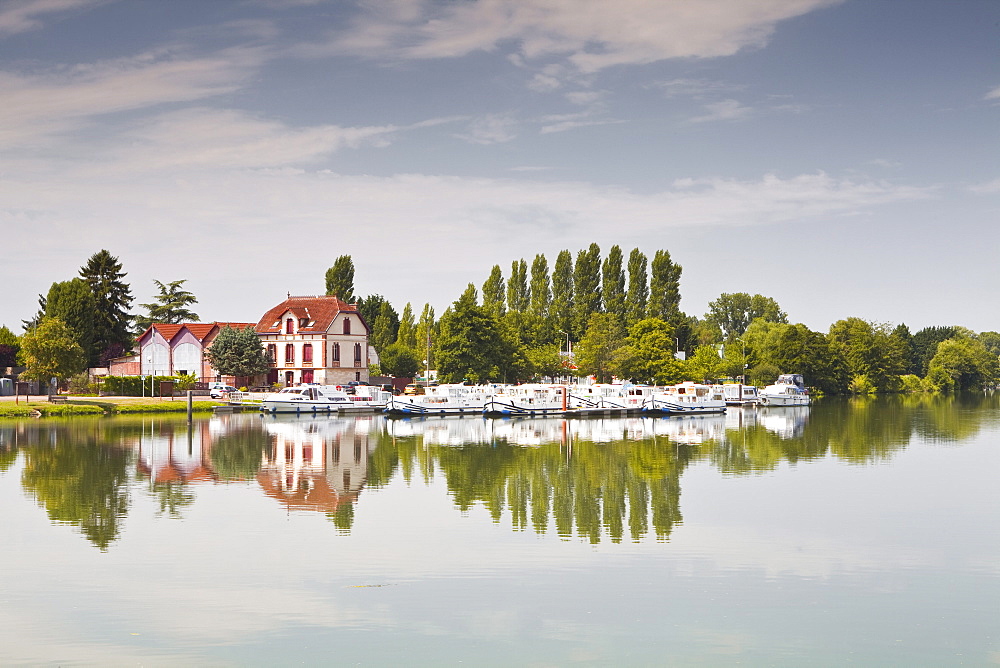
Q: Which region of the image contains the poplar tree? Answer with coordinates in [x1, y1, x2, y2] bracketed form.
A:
[624, 248, 648, 327]
[481, 265, 506, 318]
[529, 254, 551, 318]
[396, 303, 417, 350]
[324, 255, 355, 303]
[79, 250, 134, 364]
[551, 250, 574, 340]
[507, 259, 529, 313]
[572, 243, 602, 338]
[602, 244, 625, 321]
[647, 250, 682, 322]
[414, 303, 436, 370]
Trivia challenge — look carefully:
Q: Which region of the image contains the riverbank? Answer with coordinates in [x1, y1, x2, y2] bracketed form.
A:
[0, 395, 226, 418]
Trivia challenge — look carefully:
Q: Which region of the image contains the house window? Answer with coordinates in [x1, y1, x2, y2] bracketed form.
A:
[267, 344, 277, 364]
[286, 319, 294, 334]
[354, 343, 362, 362]
[303, 343, 313, 363]
[333, 343, 340, 362]
[343, 318, 351, 335]
[285, 343, 295, 363]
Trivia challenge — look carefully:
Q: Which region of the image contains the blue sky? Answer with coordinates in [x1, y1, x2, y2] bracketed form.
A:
[2, 0, 998, 335]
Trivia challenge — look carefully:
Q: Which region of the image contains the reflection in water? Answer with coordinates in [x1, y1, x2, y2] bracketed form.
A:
[1, 392, 997, 549]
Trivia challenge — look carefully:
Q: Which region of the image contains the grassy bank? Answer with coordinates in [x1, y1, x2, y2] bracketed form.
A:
[0, 397, 225, 418]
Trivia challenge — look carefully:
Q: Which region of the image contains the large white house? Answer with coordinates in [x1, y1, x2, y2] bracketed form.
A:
[255, 295, 371, 387]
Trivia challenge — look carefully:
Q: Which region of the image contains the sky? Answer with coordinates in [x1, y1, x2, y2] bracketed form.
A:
[1, 0, 998, 335]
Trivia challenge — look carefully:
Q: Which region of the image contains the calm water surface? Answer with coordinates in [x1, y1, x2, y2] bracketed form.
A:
[1, 395, 998, 666]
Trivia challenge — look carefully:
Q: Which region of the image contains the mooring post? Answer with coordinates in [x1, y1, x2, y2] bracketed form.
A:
[187, 390, 193, 422]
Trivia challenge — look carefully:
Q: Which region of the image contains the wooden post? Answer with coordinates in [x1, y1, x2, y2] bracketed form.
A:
[187, 390, 193, 422]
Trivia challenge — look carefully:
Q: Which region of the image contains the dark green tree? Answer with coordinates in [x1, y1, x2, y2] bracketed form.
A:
[371, 301, 400, 351]
[482, 265, 506, 319]
[436, 286, 512, 383]
[911, 326, 958, 376]
[624, 248, 648, 328]
[136, 280, 199, 330]
[0, 325, 20, 367]
[79, 250, 134, 364]
[572, 243, 602, 338]
[602, 245, 626, 320]
[647, 250, 682, 322]
[396, 303, 417, 350]
[507, 259, 529, 313]
[205, 326, 269, 381]
[324, 255, 356, 303]
[551, 250, 574, 338]
[357, 295, 398, 343]
[529, 254, 551, 319]
[45, 278, 96, 364]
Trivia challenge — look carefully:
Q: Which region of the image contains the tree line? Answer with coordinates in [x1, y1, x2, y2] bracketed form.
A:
[326, 248, 1000, 393]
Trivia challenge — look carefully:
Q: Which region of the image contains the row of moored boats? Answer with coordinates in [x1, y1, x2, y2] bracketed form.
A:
[257, 374, 810, 416]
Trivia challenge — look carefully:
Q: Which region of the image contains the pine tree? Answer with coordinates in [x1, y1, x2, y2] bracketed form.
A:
[136, 280, 199, 330]
[79, 250, 134, 364]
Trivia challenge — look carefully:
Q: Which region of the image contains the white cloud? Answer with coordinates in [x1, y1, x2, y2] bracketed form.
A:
[0, 0, 104, 36]
[968, 178, 1000, 194]
[317, 0, 841, 75]
[0, 46, 266, 148]
[689, 98, 753, 123]
[985, 86, 1000, 100]
[454, 113, 519, 144]
[653, 77, 745, 99]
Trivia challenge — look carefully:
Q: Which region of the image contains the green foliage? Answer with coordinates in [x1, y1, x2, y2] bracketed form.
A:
[79, 250, 134, 364]
[482, 265, 506, 318]
[899, 374, 924, 393]
[551, 250, 574, 337]
[572, 243, 602, 338]
[686, 345, 724, 382]
[529, 254, 551, 318]
[0, 325, 21, 366]
[324, 255, 355, 303]
[436, 294, 513, 383]
[624, 248, 648, 328]
[911, 326, 958, 376]
[574, 313, 624, 383]
[210, 427, 270, 481]
[379, 342, 421, 377]
[173, 371, 199, 391]
[507, 259, 529, 313]
[136, 279, 199, 330]
[613, 318, 685, 385]
[371, 301, 400, 351]
[828, 318, 907, 393]
[396, 303, 416, 350]
[46, 278, 96, 364]
[925, 338, 999, 392]
[705, 292, 787, 341]
[647, 250, 682, 322]
[602, 245, 626, 320]
[21, 317, 88, 384]
[205, 326, 269, 379]
[101, 375, 175, 396]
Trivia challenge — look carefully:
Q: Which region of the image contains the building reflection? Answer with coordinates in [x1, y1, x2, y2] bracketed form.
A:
[257, 415, 374, 514]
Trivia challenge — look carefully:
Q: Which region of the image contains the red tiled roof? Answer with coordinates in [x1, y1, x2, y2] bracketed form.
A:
[255, 295, 364, 334]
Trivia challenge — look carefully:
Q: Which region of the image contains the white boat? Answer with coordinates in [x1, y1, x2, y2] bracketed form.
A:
[262, 385, 391, 414]
[758, 374, 810, 406]
[483, 384, 568, 417]
[385, 383, 495, 417]
[718, 383, 760, 406]
[642, 382, 727, 415]
[567, 383, 656, 415]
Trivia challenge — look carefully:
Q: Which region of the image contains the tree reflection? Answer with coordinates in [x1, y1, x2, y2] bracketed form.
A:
[210, 427, 270, 481]
[21, 426, 131, 551]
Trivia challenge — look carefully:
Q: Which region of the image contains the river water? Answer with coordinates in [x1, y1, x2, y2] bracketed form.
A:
[1, 395, 998, 666]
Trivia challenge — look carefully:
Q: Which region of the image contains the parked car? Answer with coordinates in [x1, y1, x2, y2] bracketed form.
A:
[210, 385, 238, 398]
[403, 383, 425, 396]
